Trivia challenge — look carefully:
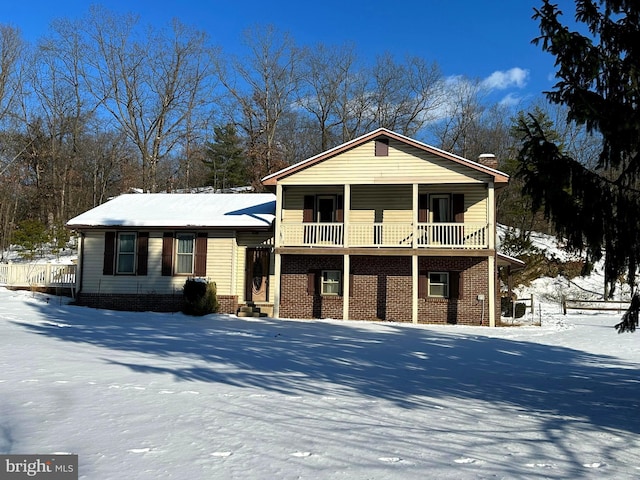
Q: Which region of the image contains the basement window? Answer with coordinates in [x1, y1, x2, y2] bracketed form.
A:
[428, 272, 449, 298]
[321, 270, 342, 296]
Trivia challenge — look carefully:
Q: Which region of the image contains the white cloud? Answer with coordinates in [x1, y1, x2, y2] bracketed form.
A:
[481, 67, 529, 90]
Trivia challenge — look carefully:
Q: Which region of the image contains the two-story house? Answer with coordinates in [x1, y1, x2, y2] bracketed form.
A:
[66, 128, 511, 326]
[262, 128, 509, 326]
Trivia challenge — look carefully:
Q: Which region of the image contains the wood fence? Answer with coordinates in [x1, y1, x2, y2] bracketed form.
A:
[0, 263, 77, 292]
[562, 297, 630, 314]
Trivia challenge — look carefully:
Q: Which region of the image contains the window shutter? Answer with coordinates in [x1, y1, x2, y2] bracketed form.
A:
[418, 194, 429, 223]
[137, 232, 149, 276]
[336, 195, 344, 222]
[194, 233, 208, 276]
[375, 138, 389, 156]
[418, 271, 427, 299]
[349, 273, 354, 297]
[162, 232, 174, 276]
[103, 232, 116, 275]
[303, 195, 315, 223]
[453, 194, 465, 222]
[450, 271, 462, 299]
[307, 270, 316, 295]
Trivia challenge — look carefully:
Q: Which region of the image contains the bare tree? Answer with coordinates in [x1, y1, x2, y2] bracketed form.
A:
[219, 25, 303, 187]
[81, 6, 217, 192]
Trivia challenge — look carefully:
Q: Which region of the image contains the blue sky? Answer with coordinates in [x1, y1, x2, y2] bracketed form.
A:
[1, 0, 579, 106]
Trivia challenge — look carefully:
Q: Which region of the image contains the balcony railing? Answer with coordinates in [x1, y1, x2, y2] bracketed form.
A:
[279, 222, 488, 249]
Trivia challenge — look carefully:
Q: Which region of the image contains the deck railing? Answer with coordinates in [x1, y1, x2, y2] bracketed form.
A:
[0, 263, 77, 288]
[279, 222, 488, 248]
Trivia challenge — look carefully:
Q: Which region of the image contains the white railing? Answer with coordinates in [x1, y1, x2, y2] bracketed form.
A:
[0, 263, 77, 287]
[280, 222, 488, 248]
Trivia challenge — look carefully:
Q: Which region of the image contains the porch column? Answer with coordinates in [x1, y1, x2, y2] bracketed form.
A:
[488, 181, 496, 327]
[343, 254, 350, 320]
[412, 183, 419, 248]
[412, 254, 418, 324]
[273, 183, 283, 318]
[343, 183, 350, 247]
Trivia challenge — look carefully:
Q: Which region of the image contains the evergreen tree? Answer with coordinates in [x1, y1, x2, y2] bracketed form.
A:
[517, 0, 640, 299]
[203, 124, 249, 190]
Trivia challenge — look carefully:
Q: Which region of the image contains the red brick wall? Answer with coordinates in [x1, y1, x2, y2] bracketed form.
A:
[417, 257, 489, 325]
[280, 255, 344, 319]
[279, 254, 490, 325]
[75, 293, 238, 314]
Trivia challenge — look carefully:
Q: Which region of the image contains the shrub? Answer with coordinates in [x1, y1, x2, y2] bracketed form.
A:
[182, 278, 219, 316]
[501, 297, 527, 319]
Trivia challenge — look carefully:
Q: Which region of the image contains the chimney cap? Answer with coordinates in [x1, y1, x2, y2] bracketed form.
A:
[478, 153, 496, 159]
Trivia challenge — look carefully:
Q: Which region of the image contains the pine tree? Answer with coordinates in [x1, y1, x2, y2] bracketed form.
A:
[517, 0, 640, 300]
[203, 124, 249, 191]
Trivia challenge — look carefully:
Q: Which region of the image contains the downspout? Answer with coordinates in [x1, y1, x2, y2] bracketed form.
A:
[77, 231, 85, 297]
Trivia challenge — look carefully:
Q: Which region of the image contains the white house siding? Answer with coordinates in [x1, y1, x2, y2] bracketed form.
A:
[80, 230, 242, 297]
[278, 139, 490, 186]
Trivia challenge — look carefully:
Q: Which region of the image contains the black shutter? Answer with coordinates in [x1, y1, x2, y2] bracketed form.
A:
[303, 195, 315, 222]
[336, 195, 344, 222]
[453, 194, 465, 222]
[103, 232, 116, 275]
[137, 232, 149, 276]
[418, 194, 429, 223]
[194, 233, 208, 276]
[450, 271, 462, 299]
[162, 232, 174, 276]
[418, 271, 427, 299]
[307, 270, 316, 295]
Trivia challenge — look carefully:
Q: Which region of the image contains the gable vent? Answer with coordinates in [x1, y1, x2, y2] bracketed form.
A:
[375, 138, 389, 156]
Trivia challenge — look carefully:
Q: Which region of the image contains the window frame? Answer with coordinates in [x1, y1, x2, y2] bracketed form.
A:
[175, 233, 196, 275]
[321, 269, 342, 296]
[430, 194, 452, 223]
[116, 232, 137, 275]
[428, 271, 449, 298]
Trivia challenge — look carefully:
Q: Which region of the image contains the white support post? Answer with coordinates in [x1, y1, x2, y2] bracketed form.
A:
[273, 184, 284, 318]
[343, 183, 350, 247]
[412, 255, 418, 324]
[343, 254, 350, 320]
[412, 183, 418, 248]
[488, 182, 496, 327]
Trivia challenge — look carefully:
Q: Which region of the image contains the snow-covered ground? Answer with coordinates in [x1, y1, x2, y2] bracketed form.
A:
[2, 288, 640, 479]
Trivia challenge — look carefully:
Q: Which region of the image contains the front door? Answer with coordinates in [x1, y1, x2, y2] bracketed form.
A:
[246, 248, 270, 302]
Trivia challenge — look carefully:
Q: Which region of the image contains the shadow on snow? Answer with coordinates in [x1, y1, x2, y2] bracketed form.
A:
[13, 301, 640, 438]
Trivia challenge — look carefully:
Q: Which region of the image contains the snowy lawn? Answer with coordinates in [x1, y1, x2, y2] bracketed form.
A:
[1, 289, 640, 479]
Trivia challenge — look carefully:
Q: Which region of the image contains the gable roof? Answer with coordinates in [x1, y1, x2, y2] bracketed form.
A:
[262, 128, 509, 186]
[66, 193, 276, 230]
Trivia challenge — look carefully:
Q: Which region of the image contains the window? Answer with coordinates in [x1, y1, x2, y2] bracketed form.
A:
[431, 195, 451, 222]
[175, 233, 195, 274]
[116, 233, 136, 274]
[428, 272, 449, 298]
[321, 270, 342, 295]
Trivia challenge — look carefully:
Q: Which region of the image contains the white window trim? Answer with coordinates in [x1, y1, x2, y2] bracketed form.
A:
[175, 233, 196, 275]
[116, 232, 136, 274]
[428, 271, 449, 298]
[321, 269, 342, 296]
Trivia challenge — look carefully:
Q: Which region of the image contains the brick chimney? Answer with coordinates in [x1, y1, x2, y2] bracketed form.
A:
[478, 153, 498, 170]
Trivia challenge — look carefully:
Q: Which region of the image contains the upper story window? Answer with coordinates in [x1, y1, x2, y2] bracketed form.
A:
[431, 195, 452, 223]
[116, 233, 136, 274]
[175, 233, 195, 274]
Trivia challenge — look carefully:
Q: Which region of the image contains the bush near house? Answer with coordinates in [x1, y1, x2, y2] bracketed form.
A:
[182, 278, 220, 316]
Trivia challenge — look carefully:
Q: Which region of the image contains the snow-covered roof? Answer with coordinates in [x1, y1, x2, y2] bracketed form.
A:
[66, 193, 276, 229]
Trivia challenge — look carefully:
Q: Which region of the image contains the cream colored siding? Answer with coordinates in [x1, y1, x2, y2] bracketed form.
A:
[80, 230, 254, 297]
[282, 186, 342, 223]
[350, 185, 412, 223]
[280, 139, 490, 185]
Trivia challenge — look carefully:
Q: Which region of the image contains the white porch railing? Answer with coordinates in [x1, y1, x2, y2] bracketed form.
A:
[0, 263, 77, 287]
[279, 222, 488, 248]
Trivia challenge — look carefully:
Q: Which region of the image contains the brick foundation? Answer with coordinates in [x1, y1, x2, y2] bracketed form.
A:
[279, 254, 491, 326]
[75, 292, 238, 314]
